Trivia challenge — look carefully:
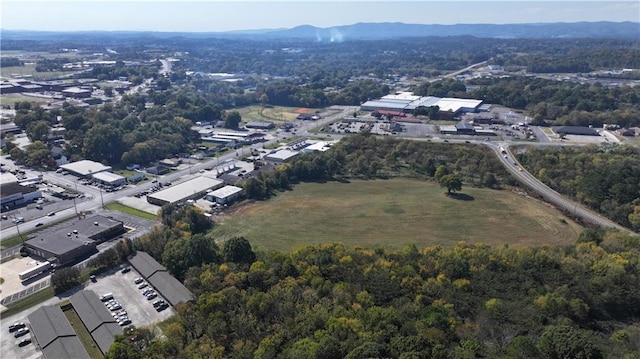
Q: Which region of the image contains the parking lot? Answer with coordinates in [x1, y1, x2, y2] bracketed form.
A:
[84, 266, 175, 329]
[0, 264, 175, 358]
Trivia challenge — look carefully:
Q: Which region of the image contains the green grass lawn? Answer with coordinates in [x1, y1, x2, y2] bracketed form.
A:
[235, 105, 311, 124]
[1, 286, 54, 318]
[211, 178, 582, 252]
[63, 308, 103, 359]
[105, 203, 158, 220]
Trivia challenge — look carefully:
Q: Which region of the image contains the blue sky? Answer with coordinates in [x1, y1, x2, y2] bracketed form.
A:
[2, 1, 638, 32]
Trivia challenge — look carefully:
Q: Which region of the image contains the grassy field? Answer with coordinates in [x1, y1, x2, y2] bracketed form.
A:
[63, 308, 103, 359]
[0, 93, 52, 107]
[1, 286, 54, 318]
[105, 203, 158, 221]
[211, 178, 582, 252]
[235, 105, 311, 124]
[0, 64, 72, 80]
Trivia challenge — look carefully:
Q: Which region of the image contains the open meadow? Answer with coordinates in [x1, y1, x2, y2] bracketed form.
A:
[211, 178, 583, 252]
[235, 105, 315, 124]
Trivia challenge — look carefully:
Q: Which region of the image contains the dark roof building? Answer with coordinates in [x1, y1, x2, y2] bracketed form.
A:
[1, 182, 42, 210]
[24, 215, 124, 265]
[128, 251, 194, 307]
[245, 120, 275, 130]
[553, 126, 600, 136]
[70, 290, 123, 354]
[27, 306, 90, 359]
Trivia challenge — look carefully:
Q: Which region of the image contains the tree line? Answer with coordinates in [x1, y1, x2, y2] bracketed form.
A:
[107, 222, 640, 358]
[516, 144, 640, 231]
[242, 134, 511, 200]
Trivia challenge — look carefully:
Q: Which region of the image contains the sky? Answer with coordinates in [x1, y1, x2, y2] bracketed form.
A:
[1, 1, 638, 32]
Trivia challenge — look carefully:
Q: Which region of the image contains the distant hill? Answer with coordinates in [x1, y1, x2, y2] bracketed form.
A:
[2, 22, 639, 41]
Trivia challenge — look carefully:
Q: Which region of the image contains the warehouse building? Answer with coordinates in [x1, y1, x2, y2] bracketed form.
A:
[59, 160, 112, 177]
[147, 175, 223, 206]
[245, 120, 275, 130]
[69, 290, 123, 354]
[128, 251, 194, 307]
[264, 149, 299, 163]
[205, 185, 244, 205]
[552, 126, 600, 137]
[1, 182, 42, 210]
[28, 306, 90, 359]
[92, 172, 126, 187]
[361, 92, 483, 116]
[24, 215, 125, 265]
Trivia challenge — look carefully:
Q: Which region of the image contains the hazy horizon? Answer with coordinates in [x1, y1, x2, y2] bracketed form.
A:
[1, 1, 639, 33]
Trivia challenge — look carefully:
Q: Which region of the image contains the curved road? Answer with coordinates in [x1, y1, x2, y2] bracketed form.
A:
[491, 141, 632, 233]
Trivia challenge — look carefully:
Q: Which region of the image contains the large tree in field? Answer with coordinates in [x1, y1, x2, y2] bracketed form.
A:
[439, 173, 462, 194]
[82, 124, 123, 164]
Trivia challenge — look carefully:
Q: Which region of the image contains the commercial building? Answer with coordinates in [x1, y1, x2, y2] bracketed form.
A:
[92, 172, 126, 187]
[128, 251, 194, 307]
[28, 306, 90, 359]
[147, 175, 223, 206]
[264, 149, 300, 163]
[1, 182, 42, 210]
[206, 185, 243, 205]
[245, 120, 275, 130]
[24, 215, 125, 265]
[552, 126, 600, 136]
[361, 92, 483, 116]
[61, 87, 92, 99]
[69, 290, 123, 354]
[59, 160, 112, 177]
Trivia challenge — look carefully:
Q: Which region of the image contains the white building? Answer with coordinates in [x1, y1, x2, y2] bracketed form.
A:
[205, 185, 243, 205]
[59, 160, 112, 177]
[92, 172, 126, 187]
[147, 175, 223, 206]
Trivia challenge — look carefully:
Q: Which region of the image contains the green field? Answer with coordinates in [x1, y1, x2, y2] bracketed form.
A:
[63, 308, 103, 359]
[0, 64, 74, 80]
[211, 178, 582, 251]
[235, 105, 312, 124]
[105, 203, 158, 220]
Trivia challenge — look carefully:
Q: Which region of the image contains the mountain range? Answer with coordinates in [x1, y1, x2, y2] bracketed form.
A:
[2, 22, 639, 41]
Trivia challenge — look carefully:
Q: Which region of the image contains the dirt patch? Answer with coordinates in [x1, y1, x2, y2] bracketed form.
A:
[295, 108, 312, 114]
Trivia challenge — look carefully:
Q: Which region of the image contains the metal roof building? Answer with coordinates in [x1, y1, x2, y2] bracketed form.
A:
[264, 149, 300, 163]
[59, 160, 112, 177]
[146, 175, 223, 206]
[28, 306, 90, 359]
[70, 290, 123, 354]
[128, 251, 194, 307]
[206, 185, 244, 205]
[92, 172, 126, 187]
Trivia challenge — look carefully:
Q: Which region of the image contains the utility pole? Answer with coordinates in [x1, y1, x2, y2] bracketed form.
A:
[99, 187, 105, 208]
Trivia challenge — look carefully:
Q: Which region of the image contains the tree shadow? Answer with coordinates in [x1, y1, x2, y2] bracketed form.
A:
[446, 192, 475, 201]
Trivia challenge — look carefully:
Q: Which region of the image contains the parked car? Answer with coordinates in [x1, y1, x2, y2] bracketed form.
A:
[35, 223, 44, 228]
[90, 275, 97, 282]
[14, 327, 30, 338]
[155, 303, 169, 312]
[137, 282, 148, 289]
[134, 277, 143, 284]
[118, 319, 132, 326]
[120, 267, 131, 274]
[47, 212, 55, 217]
[9, 322, 26, 332]
[17, 338, 32, 347]
[146, 293, 157, 300]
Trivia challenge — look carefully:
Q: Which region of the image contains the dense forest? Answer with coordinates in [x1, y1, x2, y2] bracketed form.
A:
[466, 77, 640, 127]
[107, 203, 640, 358]
[516, 145, 640, 231]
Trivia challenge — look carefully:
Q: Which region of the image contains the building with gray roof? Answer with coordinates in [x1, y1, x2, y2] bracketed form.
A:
[24, 215, 124, 265]
[28, 305, 90, 359]
[147, 175, 223, 206]
[70, 290, 123, 354]
[128, 251, 194, 307]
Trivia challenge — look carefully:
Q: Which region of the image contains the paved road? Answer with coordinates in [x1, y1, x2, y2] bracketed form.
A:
[492, 141, 632, 233]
